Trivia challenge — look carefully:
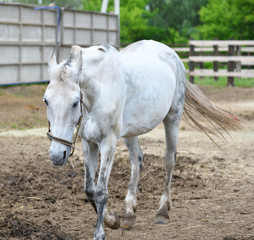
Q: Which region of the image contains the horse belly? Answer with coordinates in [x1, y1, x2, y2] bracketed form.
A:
[120, 107, 170, 138]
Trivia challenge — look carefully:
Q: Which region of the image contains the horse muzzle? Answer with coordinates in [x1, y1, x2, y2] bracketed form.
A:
[46, 115, 83, 160]
[50, 146, 70, 166]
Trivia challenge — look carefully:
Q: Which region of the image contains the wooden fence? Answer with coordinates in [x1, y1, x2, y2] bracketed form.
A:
[172, 40, 254, 86]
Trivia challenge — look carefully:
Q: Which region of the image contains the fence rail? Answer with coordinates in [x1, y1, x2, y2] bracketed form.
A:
[173, 40, 254, 86]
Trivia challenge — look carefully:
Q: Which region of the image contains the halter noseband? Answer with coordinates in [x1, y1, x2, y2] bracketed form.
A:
[47, 94, 83, 157]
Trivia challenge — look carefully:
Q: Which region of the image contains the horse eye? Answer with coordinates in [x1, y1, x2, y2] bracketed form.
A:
[73, 101, 79, 108]
[43, 98, 48, 106]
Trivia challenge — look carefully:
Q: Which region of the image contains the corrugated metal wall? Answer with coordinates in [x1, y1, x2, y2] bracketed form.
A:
[0, 3, 119, 85]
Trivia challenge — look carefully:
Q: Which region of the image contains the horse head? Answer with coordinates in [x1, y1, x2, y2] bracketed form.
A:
[43, 46, 83, 165]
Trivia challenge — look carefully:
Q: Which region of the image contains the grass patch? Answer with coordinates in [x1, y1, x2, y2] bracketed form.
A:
[0, 83, 48, 98]
[190, 76, 254, 88]
[0, 88, 5, 95]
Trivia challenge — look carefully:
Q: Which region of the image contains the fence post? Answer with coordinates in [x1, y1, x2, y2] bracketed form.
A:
[213, 45, 219, 81]
[236, 45, 241, 74]
[199, 50, 204, 79]
[227, 45, 235, 86]
[189, 44, 195, 83]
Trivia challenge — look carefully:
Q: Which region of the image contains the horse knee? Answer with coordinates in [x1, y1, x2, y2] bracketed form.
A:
[94, 189, 108, 209]
[85, 189, 97, 213]
[85, 188, 94, 201]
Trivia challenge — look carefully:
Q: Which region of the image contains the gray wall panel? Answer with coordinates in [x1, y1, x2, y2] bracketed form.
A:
[108, 16, 117, 30]
[93, 30, 107, 44]
[63, 29, 74, 44]
[0, 5, 19, 21]
[43, 27, 56, 43]
[22, 46, 41, 63]
[93, 14, 107, 29]
[63, 11, 74, 27]
[43, 11, 56, 25]
[0, 66, 19, 83]
[76, 12, 91, 28]
[76, 29, 91, 45]
[0, 3, 119, 84]
[22, 7, 41, 23]
[0, 24, 20, 41]
[21, 65, 41, 82]
[22, 26, 42, 42]
[0, 46, 19, 64]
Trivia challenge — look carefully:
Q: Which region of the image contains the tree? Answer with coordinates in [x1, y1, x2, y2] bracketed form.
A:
[82, 0, 103, 12]
[148, 0, 208, 43]
[120, 0, 156, 44]
[199, 0, 254, 40]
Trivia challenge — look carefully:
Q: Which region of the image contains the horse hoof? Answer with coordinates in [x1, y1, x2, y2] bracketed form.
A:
[104, 212, 120, 230]
[94, 232, 105, 240]
[154, 207, 169, 224]
[94, 236, 105, 240]
[122, 212, 136, 229]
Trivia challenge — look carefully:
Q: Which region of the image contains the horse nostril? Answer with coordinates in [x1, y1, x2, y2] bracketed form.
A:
[63, 151, 66, 159]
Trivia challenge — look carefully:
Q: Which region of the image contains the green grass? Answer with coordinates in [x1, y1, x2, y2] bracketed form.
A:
[189, 76, 254, 88]
[0, 88, 5, 95]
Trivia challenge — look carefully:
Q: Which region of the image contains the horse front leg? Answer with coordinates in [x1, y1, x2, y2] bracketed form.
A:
[122, 137, 144, 229]
[82, 140, 99, 212]
[94, 136, 119, 240]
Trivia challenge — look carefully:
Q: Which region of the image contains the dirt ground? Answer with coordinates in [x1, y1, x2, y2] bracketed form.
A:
[0, 84, 253, 240]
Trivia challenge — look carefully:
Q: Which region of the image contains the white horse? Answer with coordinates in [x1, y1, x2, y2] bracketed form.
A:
[44, 40, 240, 240]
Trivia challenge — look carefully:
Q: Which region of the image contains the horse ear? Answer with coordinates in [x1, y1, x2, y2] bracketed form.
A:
[98, 43, 110, 52]
[48, 49, 57, 74]
[70, 45, 82, 71]
[71, 45, 82, 58]
[73, 51, 83, 71]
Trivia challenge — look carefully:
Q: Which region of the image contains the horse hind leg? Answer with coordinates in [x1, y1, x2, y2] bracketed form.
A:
[155, 115, 181, 224]
[122, 136, 144, 228]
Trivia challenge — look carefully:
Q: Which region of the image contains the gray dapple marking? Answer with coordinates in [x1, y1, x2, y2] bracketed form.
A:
[44, 40, 240, 240]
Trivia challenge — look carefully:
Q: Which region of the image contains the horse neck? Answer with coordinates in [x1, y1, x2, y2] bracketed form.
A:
[81, 54, 125, 113]
[80, 78, 98, 112]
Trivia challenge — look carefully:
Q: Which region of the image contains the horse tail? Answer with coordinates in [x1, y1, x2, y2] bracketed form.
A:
[183, 81, 241, 142]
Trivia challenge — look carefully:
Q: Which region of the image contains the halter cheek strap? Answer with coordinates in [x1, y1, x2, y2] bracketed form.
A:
[47, 114, 83, 157]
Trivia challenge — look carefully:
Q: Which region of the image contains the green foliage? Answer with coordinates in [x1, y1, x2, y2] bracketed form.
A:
[120, 0, 154, 44]
[168, 28, 188, 44]
[199, 0, 254, 40]
[83, 0, 102, 12]
[148, 0, 207, 42]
